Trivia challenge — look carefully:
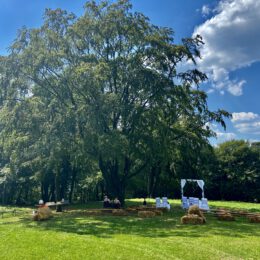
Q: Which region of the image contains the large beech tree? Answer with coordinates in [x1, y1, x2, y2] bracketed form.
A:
[0, 0, 229, 204]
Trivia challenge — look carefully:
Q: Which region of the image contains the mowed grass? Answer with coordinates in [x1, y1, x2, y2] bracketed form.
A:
[0, 200, 259, 260]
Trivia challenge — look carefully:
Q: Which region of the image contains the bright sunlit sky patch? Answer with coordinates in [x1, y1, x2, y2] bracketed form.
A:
[0, 0, 259, 145]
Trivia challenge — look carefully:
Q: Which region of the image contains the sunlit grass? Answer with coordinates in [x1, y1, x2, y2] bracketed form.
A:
[0, 200, 259, 260]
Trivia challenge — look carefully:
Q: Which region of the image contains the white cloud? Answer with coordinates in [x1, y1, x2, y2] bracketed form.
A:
[226, 80, 246, 96]
[249, 139, 260, 143]
[201, 5, 211, 17]
[193, 0, 260, 96]
[231, 112, 260, 134]
[206, 88, 215, 94]
[234, 121, 260, 134]
[216, 131, 236, 140]
[207, 123, 237, 143]
[232, 112, 259, 122]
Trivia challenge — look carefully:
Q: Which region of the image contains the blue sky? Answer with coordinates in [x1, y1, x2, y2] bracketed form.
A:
[0, 0, 259, 144]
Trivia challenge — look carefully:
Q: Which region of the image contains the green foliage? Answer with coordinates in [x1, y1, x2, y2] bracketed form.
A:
[211, 140, 260, 201]
[0, 0, 230, 204]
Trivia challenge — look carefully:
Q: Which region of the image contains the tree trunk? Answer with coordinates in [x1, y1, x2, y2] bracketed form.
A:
[69, 168, 76, 203]
[99, 156, 127, 206]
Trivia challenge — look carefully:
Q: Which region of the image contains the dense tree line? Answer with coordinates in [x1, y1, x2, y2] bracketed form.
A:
[130, 140, 260, 202]
[0, 1, 257, 206]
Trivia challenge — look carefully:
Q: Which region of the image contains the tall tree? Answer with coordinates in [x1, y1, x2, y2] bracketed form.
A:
[208, 140, 260, 201]
[0, 0, 229, 204]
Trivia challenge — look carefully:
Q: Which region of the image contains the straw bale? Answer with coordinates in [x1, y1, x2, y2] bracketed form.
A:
[188, 205, 206, 223]
[153, 210, 163, 216]
[217, 213, 235, 221]
[248, 214, 260, 223]
[181, 214, 204, 224]
[112, 209, 128, 216]
[125, 208, 138, 213]
[33, 206, 52, 221]
[138, 211, 156, 218]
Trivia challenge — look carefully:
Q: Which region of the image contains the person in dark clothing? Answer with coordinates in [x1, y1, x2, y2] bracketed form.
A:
[143, 198, 147, 206]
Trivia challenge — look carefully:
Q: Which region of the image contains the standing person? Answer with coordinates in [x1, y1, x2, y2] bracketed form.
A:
[143, 198, 147, 206]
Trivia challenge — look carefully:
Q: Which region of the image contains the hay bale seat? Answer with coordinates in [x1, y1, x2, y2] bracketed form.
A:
[154, 207, 168, 213]
[181, 214, 205, 225]
[33, 207, 52, 221]
[217, 212, 235, 221]
[138, 211, 156, 218]
[100, 209, 114, 214]
[127, 205, 139, 209]
[112, 209, 128, 216]
[125, 207, 164, 216]
[83, 209, 113, 215]
[248, 214, 260, 223]
[153, 210, 163, 216]
[232, 210, 248, 217]
[85, 210, 103, 216]
[181, 205, 206, 225]
[188, 205, 204, 218]
[125, 208, 138, 213]
[188, 205, 206, 223]
[214, 209, 235, 221]
[140, 207, 166, 213]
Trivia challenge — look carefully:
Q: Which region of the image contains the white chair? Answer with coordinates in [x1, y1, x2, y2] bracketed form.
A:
[200, 198, 210, 211]
[193, 197, 199, 206]
[162, 197, 171, 210]
[181, 196, 189, 209]
[155, 197, 162, 208]
[162, 197, 167, 205]
[189, 197, 195, 206]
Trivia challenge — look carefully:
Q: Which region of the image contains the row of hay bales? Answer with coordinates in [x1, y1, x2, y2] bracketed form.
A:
[82, 206, 166, 218]
[211, 208, 260, 223]
[112, 206, 166, 217]
[33, 204, 259, 224]
[181, 205, 260, 224]
[32, 205, 166, 222]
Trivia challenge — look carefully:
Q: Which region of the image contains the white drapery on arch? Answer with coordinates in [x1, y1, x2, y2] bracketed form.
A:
[181, 179, 205, 198]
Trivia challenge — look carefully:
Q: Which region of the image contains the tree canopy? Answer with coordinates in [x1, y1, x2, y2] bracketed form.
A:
[0, 0, 234, 205]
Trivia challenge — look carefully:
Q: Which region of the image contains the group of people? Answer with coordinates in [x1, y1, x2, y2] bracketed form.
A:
[103, 196, 121, 209]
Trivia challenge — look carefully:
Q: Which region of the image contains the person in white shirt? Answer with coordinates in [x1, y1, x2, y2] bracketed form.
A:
[103, 195, 111, 208]
[113, 198, 121, 209]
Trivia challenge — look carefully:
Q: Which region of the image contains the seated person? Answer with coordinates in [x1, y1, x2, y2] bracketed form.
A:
[113, 198, 121, 209]
[103, 195, 111, 208]
[38, 199, 45, 208]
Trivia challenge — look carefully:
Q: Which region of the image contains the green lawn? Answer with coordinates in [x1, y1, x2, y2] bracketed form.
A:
[0, 200, 259, 260]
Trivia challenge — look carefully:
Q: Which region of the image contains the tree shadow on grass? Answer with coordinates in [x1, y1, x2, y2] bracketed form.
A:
[11, 207, 260, 239]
